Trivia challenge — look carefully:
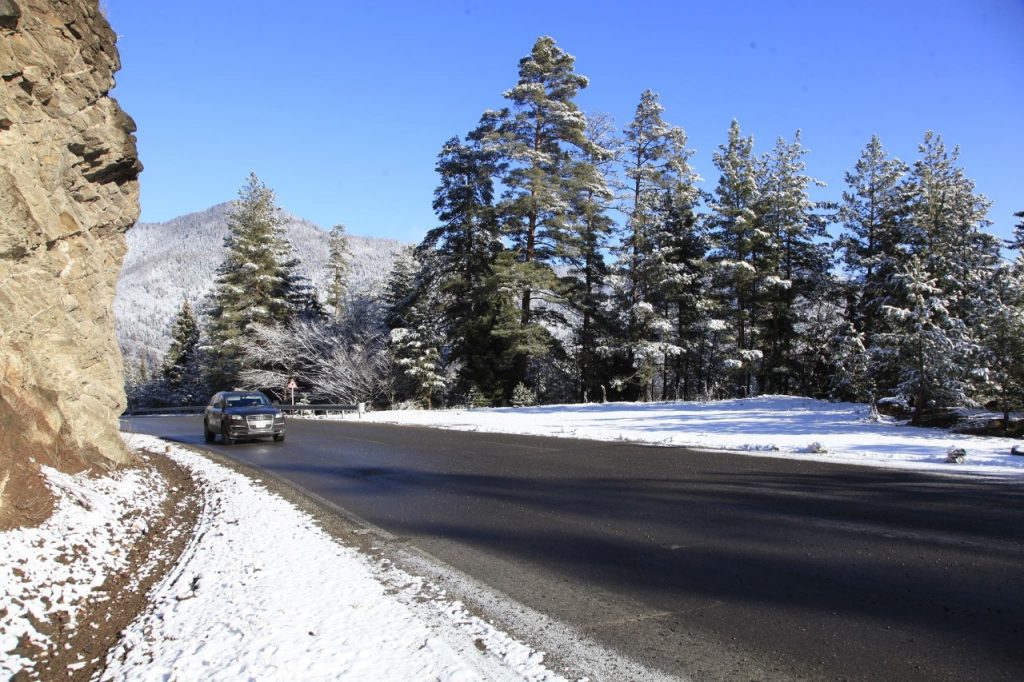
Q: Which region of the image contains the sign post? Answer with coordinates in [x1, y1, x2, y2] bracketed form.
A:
[287, 378, 297, 406]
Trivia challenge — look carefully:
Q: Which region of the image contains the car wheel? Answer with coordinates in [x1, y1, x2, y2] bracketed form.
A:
[273, 433, 285, 443]
[204, 419, 215, 443]
[222, 423, 235, 445]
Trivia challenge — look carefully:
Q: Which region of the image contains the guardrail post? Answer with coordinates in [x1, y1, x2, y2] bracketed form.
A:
[357, 402, 365, 419]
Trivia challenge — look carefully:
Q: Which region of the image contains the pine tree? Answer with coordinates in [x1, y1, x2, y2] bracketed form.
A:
[204, 173, 302, 389]
[561, 112, 617, 402]
[613, 90, 704, 401]
[909, 132, 999, 324]
[651, 187, 708, 400]
[827, 320, 871, 402]
[327, 224, 352, 321]
[497, 36, 596, 391]
[707, 120, 763, 396]
[389, 327, 446, 409]
[756, 131, 832, 394]
[1008, 210, 1024, 251]
[161, 299, 205, 404]
[382, 245, 422, 330]
[836, 136, 912, 347]
[418, 116, 509, 399]
[975, 263, 1024, 428]
[879, 256, 975, 420]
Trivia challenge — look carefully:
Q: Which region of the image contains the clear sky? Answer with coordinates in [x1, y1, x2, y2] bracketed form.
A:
[105, 0, 1023, 244]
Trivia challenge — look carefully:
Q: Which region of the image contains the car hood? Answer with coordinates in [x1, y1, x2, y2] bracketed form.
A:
[224, 406, 282, 417]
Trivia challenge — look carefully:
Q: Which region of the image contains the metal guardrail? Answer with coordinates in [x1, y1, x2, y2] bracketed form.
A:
[279, 404, 360, 414]
[123, 403, 361, 417]
[123, 406, 206, 416]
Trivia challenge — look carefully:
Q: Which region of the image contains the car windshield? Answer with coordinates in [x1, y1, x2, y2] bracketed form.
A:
[226, 394, 268, 408]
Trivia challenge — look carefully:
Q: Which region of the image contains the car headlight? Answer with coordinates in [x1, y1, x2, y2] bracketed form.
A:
[230, 415, 245, 421]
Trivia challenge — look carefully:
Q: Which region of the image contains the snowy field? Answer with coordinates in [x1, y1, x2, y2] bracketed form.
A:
[2, 435, 568, 682]
[352, 395, 1024, 479]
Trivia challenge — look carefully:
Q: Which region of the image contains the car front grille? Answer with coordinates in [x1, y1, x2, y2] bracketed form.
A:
[246, 415, 274, 431]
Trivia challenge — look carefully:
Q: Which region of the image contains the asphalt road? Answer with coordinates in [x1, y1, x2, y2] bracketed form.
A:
[122, 415, 1024, 681]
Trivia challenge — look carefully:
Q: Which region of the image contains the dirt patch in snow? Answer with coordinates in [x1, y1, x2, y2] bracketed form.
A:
[11, 452, 200, 681]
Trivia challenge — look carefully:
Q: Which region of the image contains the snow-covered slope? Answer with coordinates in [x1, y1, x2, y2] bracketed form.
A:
[115, 203, 409, 370]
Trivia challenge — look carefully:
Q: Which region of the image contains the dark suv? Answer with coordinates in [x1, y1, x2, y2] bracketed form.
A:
[204, 391, 286, 444]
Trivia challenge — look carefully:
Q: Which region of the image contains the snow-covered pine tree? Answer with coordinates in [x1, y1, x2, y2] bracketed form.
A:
[327, 223, 352, 321]
[496, 36, 596, 393]
[755, 131, 832, 394]
[613, 89, 704, 401]
[203, 173, 303, 389]
[975, 263, 1024, 429]
[836, 136, 912, 342]
[561, 112, 617, 402]
[419, 115, 509, 399]
[389, 327, 446, 409]
[707, 120, 763, 396]
[878, 256, 976, 421]
[909, 132, 999, 327]
[827, 320, 871, 402]
[161, 299, 206, 405]
[382, 245, 421, 331]
[655, 187, 712, 400]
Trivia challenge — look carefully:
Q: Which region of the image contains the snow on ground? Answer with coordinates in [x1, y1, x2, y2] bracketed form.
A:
[1, 464, 167, 677]
[350, 395, 1024, 478]
[105, 434, 564, 682]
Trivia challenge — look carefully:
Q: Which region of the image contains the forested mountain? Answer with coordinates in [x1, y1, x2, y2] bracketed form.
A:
[115, 202, 407, 371]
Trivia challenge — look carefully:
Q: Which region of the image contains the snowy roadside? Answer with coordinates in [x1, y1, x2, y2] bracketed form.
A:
[2, 437, 571, 681]
[105, 434, 565, 681]
[344, 395, 1024, 478]
[1, 463, 171, 679]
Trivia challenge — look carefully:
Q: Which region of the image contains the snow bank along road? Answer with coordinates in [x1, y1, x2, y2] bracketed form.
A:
[122, 415, 1024, 681]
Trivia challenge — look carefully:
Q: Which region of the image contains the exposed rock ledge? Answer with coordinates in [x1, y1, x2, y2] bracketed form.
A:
[0, 0, 142, 529]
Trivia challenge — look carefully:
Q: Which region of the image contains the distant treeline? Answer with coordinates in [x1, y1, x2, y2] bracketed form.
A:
[130, 36, 1024, 423]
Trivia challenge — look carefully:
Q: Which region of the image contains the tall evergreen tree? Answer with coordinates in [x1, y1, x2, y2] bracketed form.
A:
[419, 116, 509, 398]
[651, 186, 708, 400]
[707, 120, 763, 396]
[613, 90, 703, 400]
[161, 299, 205, 404]
[204, 173, 301, 388]
[327, 223, 352, 321]
[497, 35, 596, 392]
[836, 136, 912, 344]
[879, 256, 975, 420]
[756, 131, 832, 394]
[561, 112, 617, 402]
[909, 132, 999, 323]
[976, 262, 1024, 428]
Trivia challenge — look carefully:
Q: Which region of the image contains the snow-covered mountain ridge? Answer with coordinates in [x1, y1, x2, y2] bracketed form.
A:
[115, 203, 409, 370]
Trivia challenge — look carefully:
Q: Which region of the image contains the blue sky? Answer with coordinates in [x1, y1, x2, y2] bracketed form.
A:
[105, 0, 1023, 244]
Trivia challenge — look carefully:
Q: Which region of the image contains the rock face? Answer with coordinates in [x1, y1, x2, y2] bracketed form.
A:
[0, 0, 142, 528]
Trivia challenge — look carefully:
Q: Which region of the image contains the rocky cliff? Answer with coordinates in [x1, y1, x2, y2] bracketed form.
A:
[0, 0, 142, 528]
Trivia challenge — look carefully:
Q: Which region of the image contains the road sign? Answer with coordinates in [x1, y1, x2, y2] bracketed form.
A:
[287, 378, 297, 390]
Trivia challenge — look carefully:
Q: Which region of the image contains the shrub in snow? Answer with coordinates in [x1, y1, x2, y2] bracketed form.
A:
[511, 382, 536, 408]
[804, 441, 828, 454]
[466, 385, 490, 409]
[1011, 444, 1024, 457]
[945, 446, 967, 464]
